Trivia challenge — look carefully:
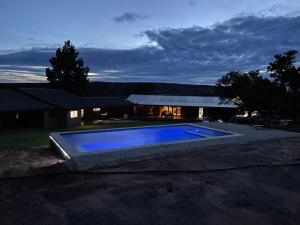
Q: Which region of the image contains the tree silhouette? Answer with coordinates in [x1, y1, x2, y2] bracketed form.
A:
[46, 40, 89, 93]
[267, 50, 300, 121]
[217, 70, 280, 116]
[267, 50, 300, 93]
[217, 50, 300, 122]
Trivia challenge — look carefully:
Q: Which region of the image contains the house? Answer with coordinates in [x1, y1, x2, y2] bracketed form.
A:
[0, 89, 238, 129]
[127, 94, 238, 121]
[18, 88, 133, 128]
[0, 89, 55, 129]
[0, 88, 133, 129]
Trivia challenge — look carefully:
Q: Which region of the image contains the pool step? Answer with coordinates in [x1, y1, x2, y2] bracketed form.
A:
[185, 130, 209, 138]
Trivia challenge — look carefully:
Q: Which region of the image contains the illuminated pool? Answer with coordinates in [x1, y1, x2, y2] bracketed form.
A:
[50, 124, 237, 160]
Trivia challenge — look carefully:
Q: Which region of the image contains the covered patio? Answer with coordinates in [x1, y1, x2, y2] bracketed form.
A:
[127, 94, 238, 121]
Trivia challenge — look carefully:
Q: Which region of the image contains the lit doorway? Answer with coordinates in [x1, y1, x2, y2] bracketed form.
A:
[198, 107, 203, 119]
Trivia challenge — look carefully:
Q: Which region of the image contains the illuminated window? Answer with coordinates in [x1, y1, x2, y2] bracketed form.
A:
[160, 106, 181, 116]
[70, 110, 78, 118]
[93, 108, 101, 112]
[172, 106, 181, 116]
[198, 107, 203, 119]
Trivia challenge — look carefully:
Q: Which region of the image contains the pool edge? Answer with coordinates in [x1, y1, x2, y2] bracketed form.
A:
[49, 123, 241, 157]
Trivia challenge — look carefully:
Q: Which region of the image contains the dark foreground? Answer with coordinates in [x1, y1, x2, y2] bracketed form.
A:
[1, 138, 300, 225]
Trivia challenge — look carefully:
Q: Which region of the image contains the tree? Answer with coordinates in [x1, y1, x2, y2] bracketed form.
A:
[216, 70, 281, 116]
[46, 40, 89, 93]
[217, 50, 300, 122]
[267, 50, 300, 121]
[267, 50, 300, 93]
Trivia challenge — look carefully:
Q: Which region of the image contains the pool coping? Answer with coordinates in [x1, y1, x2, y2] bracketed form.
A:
[50, 122, 300, 170]
[49, 123, 242, 160]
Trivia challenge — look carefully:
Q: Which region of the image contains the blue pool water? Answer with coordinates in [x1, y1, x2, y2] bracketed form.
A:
[61, 124, 233, 153]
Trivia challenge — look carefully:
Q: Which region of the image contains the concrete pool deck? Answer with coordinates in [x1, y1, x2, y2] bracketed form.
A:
[55, 122, 300, 171]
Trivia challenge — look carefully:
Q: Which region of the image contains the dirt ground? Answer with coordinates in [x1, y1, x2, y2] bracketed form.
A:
[0, 147, 61, 177]
[0, 138, 300, 225]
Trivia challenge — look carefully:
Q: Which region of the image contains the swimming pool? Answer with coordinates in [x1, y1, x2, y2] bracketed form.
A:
[50, 124, 238, 160]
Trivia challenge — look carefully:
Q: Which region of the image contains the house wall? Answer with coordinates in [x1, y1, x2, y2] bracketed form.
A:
[0, 110, 45, 129]
[43, 109, 67, 128]
[44, 110, 55, 128]
[44, 109, 82, 129]
[66, 109, 82, 128]
[0, 112, 18, 129]
[19, 111, 44, 127]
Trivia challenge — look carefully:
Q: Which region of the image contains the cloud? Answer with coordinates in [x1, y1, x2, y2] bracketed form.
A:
[0, 68, 46, 83]
[0, 15, 300, 84]
[143, 15, 300, 72]
[113, 12, 149, 23]
[236, 4, 300, 17]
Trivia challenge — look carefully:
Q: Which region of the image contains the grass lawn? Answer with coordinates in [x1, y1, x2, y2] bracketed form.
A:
[0, 120, 181, 150]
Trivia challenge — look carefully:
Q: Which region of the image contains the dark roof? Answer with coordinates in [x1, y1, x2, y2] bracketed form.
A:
[0, 90, 54, 112]
[18, 88, 89, 109]
[18, 88, 132, 109]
